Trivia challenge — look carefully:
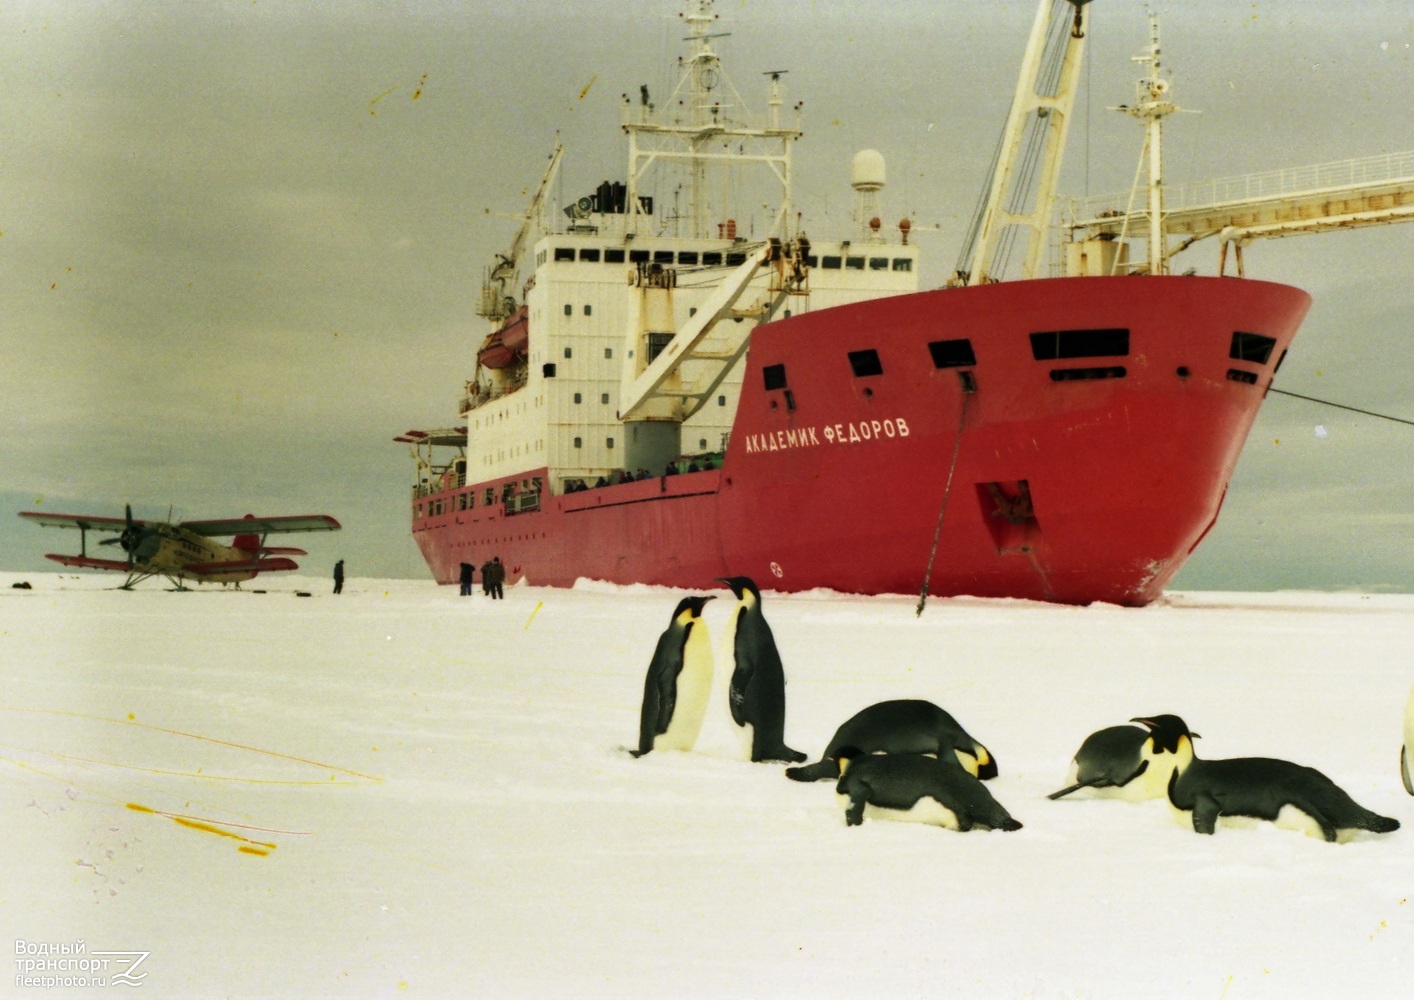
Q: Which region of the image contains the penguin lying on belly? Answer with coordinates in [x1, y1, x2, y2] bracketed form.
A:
[1132, 715, 1400, 843]
[630, 595, 715, 757]
[834, 750, 1022, 832]
[787, 699, 997, 783]
[1048, 719, 1197, 802]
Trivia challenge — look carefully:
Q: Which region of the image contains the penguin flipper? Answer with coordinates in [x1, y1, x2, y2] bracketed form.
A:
[1402, 746, 1413, 797]
[1191, 796, 1221, 835]
[785, 759, 840, 782]
[1046, 780, 1093, 801]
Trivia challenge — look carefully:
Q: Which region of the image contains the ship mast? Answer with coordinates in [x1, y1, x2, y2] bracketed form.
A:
[622, 0, 802, 239]
[958, 0, 1091, 285]
[1118, 15, 1177, 275]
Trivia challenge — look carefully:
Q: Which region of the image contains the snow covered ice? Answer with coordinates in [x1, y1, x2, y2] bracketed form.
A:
[3, 572, 1411, 998]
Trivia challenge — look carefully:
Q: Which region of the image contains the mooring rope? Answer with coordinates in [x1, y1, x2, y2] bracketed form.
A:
[1269, 387, 1413, 429]
[916, 384, 976, 617]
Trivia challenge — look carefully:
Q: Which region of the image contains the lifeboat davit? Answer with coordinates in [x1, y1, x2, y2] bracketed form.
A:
[477, 307, 529, 370]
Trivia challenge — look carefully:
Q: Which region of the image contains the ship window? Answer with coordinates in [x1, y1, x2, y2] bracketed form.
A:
[563, 347, 572, 359]
[702, 251, 723, 265]
[718, 395, 726, 406]
[601, 393, 610, 404]
[688, 307, 697, 317]
[563, 304, 572, 316]
[805, 255, 819, 267]
[542, 363, 557, 378]
[679, 251, 699, 265]
[869, 257, 888, 271]
[484, 489, 494, 505]
[574, 392, 582, 403]
[928, 338, 977, 369]
[629, 249, 649, 263]
[762, 363, 788, 391]
[1230, 331, 1277, 365]
[605, 248, 626, 263]
[583, 304, 592, 316]
[848, 349, 884, 378]
[726, 252, 747, 266]
[646, 332, 674, 363]
[892, 258, 913, 272]
[1030, 328, 1129, 360]
[604, 348, 612, 359]
[1226, 368, 1259, 385]
[607, 437, 615, 449]
[574, 437, 582, 448]
[821, 256, 842, 269]
[578, 248, 601, 262]
[1049, 366, 1127, 381]
[653, 250, 674, 263]
[845, 256, 865, 270]
[554, 247, 575, 262]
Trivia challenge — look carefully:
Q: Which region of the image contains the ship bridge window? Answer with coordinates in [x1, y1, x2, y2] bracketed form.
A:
[542, 363, 557, 377]
[848, 349, 884, 377]
[821, 256, 842, 269]
[928, 338, 977, 369]
[726, 252, 747, 266]
[630, 249, 649, 263]
[605, 248, 626, 263]
[703, 251, 723, 265]
[762, 363, 788, 391]
[845, 256, 865, 270]
[1230, 331, 1277, 365]
[579, 248, 601, 262]
[869, 257, 889, 271]
[653, 250, 675, 263]
[679, 251, 699, 265]
[1029, 328, 1129, 360]
[647, 332, 674, 362]
[554, 247, 575, 262]
[892, 258, 913, 272]
[804, 255, 819, 267]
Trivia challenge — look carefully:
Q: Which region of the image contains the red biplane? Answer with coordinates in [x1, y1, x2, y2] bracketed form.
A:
[18, 506, 342, 590]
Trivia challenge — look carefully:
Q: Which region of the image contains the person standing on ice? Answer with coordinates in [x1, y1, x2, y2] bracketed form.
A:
[459, 561, 474, 597]
[333, 559, 344, 595]
[480, 558, 493, 596]
[489, 556, 506, 600]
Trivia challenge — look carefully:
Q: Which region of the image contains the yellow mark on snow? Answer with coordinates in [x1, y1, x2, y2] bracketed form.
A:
[370, 86, 397, 106]
[525, 601, 545, 630]
[578, 74, 597, 100]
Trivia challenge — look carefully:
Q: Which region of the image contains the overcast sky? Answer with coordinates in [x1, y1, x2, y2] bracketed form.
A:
[1, 1, 1410, 592]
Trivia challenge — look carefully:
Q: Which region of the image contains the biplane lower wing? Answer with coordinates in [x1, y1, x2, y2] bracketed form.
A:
[184, 558, 300, 575]
[44, 554, 133, 571]
[180, 515, 342, 537]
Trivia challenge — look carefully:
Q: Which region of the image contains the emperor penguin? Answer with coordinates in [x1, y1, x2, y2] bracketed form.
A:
[1401, 682, 1414, 796]
[717, 576, 806, 763]
[1047, 720, 1199, 802]
[786, 699, 997, 783]
[630, 595, 715, 757]
[834, 750, 1022, 832]
[1133, 715, 1400, 843]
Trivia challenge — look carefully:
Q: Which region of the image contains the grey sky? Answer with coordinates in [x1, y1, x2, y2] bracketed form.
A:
[2, 1, 1410, 591]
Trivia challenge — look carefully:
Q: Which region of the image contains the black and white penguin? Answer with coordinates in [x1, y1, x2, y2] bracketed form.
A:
[834, 751, 1022, 832]
[1047, 719, 1200, 802]
[786, 699, 997, 782]
[1133, 715, 1401, 842]
[717, 576, 806, 763]
[630, 595, 715, 757]
[1402, 682, 1413, 796]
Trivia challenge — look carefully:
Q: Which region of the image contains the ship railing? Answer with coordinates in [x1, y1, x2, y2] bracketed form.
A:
[461, 373, 529, 414]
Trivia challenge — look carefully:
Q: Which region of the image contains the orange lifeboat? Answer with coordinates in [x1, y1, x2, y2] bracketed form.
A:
[477, 307, 529, 370]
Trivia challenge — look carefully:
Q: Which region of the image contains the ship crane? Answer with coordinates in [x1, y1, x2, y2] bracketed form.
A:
[478, 144, 563, 322]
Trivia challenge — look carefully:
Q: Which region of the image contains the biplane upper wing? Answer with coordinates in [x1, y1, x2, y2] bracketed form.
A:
[18, 512, 145, 532]
[185, 557, 300, 575]
[178, 515, 342, 537]
[42, 554, 133, 571]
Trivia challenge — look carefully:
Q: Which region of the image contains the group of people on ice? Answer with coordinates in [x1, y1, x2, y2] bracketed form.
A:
[459, 557, 505, 599]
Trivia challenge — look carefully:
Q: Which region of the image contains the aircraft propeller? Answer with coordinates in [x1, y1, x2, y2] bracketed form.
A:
[99, 504, 145, 568]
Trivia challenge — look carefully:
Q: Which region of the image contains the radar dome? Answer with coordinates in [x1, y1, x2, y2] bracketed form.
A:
[851, 149, 886, 191]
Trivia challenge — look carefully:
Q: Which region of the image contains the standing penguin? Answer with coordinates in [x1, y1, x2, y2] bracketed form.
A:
[786, 699, 997, 782]
[717, 576, 806, 763]
[835, 751, 1022, 832]
[1133, 715, 1400, 842]
[630, 595, 715, 757]
[1402, 682, 1414, 796]
[1047, 719, 1198, 802]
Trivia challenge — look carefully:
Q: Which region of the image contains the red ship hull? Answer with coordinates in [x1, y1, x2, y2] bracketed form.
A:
[412, 276, 1310, 605]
